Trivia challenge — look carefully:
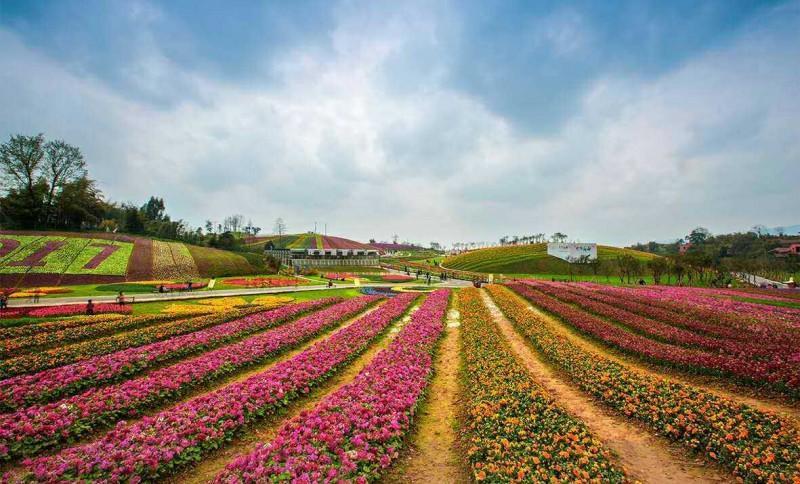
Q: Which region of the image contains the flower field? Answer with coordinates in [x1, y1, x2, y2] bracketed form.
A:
[0, 282, 799, 482]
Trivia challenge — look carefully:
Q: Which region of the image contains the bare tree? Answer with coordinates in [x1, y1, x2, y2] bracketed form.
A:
[43, 139, 86, 224]
[274, 217, 287, 245]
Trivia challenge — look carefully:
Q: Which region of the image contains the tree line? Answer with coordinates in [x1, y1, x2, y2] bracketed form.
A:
[0, 134, 263, 252]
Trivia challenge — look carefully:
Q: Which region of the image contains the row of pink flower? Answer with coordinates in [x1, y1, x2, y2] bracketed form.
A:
[0, 314, 125, 340]
[0, 303, 131, 319]
[9, 293, 419, 482]
[0, 313, 177, 359]
[0, 296, 380, 461]
[579, 282, 800, 346]
[215, 289, 450, 483]
[526, 281, 799, 359]
[509, 284, 800, 394]
[0, 299, 335, 411]
[615, 284, 800, 328]
[381, 274, 414, 282]
[565, 282, 800, 351]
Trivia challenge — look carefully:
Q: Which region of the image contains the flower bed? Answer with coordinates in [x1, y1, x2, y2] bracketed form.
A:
[491, 283, 800, 482]
[382, 274, 414, 282]
[10, 293, 418, 481]
[526, 281, 793, 359]
[0, 305, 271, 379]
[324, 272, 354, 280]
[152, 241, 199, 280]
[509, 283, 800, 396]
[216, 290, 449, 482]
[457, 288, 624, 482]
[0, 236, 133, 276]
[0, 313, 177, 359]
[0, 303, 132, 320]
[0, 299, 335, 411]
[0, 296, 380, 460]
[6, 287, 72, 298]
[223, 277, 305, 287]
[0, 314, 124, 340]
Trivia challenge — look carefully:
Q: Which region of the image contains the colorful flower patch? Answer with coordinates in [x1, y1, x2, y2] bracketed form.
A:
[458, 288, 626, 482]
[152, 240, 200, 280]
[216, 290, 449, 482]
[382, 274, 414, 282]
[9, 294, 417, 481]
[0, 303, 131, 320]
[223, 276, 306, 287]
[490, 284, 800, 483]
[0, 299, 335, 411]
[0, 235, 133, 276]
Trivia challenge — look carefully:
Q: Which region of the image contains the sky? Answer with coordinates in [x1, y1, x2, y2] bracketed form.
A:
[1, 0, 798, 247]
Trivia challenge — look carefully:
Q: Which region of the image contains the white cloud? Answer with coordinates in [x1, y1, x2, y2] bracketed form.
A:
[0, 1, 798, 246]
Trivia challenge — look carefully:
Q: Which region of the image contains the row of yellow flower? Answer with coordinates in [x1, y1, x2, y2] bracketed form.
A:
[457, 288, 627, 482]
[489, 284, 800, 483]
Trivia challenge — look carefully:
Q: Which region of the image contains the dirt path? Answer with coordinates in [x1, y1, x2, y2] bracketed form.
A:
[171, 303, 420, 483]
[520, 294, 800, 421]
[384, 307, 466, 483]
[481, 290, 727, 483]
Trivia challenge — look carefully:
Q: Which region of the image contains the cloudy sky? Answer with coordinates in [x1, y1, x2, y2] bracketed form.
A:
[1, 0, 798, 246]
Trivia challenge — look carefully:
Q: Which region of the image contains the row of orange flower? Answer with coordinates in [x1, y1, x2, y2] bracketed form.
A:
[490, 284, 800, 482]
[458, 288, 626, 482]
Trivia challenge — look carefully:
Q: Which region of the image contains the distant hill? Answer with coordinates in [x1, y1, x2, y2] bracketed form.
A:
[760, 225, 800, 236]
[0, 230, 262, 287]
[245, 233, 373, 251]
[442, 243, 657, 275]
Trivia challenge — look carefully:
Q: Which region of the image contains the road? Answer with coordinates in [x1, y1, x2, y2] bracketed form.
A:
[5, 278, 472, 308]
[734, 272, 790, 289]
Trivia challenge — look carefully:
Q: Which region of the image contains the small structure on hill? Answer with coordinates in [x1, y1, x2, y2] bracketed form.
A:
[264, 233, 379, 268]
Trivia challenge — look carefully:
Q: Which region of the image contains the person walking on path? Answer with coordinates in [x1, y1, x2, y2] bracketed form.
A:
[86, 299, 94, 315]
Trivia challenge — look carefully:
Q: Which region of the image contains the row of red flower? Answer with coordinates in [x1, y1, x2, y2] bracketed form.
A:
[491, 284, 800, 483]
[509, 283, 800, 396]
[525, 281, 796, 360]
[8, 293, 418, 481]
[0, 314, 124, 340]
[0, 303, 131, 320]
[0, 313, 178, 359]
[0, 299, 334, 411]
[0, 296, 380, 461]
[215, 289, 449, 482]
[456, 288, 625, 482]
[582, 282, 800, 346]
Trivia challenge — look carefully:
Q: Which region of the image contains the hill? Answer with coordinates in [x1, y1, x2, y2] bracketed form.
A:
[442, 243, 657, 275]
[245, 233, 373, 251]
[0, 231, 262, 287]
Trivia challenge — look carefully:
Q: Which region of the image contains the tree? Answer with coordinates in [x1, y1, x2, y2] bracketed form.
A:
[274, 217, 287, 245]
[551, 232, 568, 243]
[43, 139, 86, 225]
[647, 257, 668, 284]
[0, 134, 46, 225]
[688, 227, 710, 245]
[121, 204, 145, 233]
[141, 196, 166, 221]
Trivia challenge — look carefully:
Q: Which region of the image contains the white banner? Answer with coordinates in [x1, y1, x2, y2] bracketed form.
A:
[547, 243, 597, 262]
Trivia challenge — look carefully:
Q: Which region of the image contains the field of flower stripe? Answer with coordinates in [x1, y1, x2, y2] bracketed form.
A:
[0, 296, 381, 461]
[510, 282, 800, 397]
[0, 313, 180, 359]
[0, 305, 270, 379]
[490, 284, 800, 482]
[0, 299, 335, 411]
[0, 314, 126, 339]
[6, 293, 419, 482]
[525, 280, 796, 359]
[214, 289, 450, 482]
[551, 281, 793, 344]
[457, 288, 626, 482]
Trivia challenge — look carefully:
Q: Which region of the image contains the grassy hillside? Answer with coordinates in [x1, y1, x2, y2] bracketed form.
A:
[0, 231, 262, 287]
[442, 243, 657, 275]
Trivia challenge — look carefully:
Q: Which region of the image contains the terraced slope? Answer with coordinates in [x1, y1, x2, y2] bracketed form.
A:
[0, 231, 260, 286]
[442, 243, 657, 275]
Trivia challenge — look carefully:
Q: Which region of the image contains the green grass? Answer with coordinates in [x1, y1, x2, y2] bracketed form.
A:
[443, 243, 657, 275]
[731, 296, 800, 310]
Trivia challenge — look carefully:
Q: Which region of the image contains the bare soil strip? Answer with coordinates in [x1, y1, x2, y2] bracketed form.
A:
[481, 290, 727, 483]
[384, 307, 466, 483]
[522, 295, 800, 421]
[170, 302, 421, 483]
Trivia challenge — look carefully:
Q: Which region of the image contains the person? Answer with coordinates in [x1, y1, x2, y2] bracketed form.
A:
[0, 293, 7, 310]
[32, 292, 40, 304]
[159, 284, 165, 294]
[86, 299, 95, 315]
[116, 291, 125, 306]
[638, 279, 646, 285]
[327, 279, 334, 288]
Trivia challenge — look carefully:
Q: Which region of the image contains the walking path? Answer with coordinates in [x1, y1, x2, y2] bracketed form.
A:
[385, 305, 465, 483]
[481, 290, 727, 483]
[5, 279, 470, 308]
